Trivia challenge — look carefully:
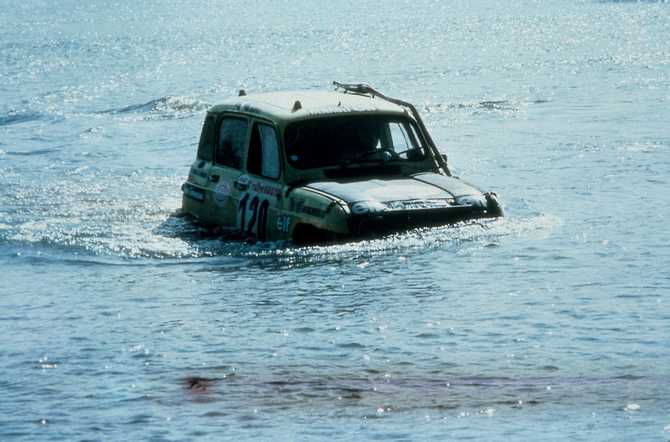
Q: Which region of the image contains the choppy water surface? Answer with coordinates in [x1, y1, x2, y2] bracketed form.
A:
[2, 0, 669, 440]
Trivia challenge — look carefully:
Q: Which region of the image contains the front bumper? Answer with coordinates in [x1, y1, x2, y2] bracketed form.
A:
[347, 193, 503, 238]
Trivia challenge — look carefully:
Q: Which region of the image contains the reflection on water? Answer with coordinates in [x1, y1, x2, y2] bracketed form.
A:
[175, 375, 669, 413]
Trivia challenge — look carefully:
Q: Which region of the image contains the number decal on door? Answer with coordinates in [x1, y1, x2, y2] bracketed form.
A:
[238, 194, 270, 241]
[257, 199, 269, 240]
[238, 193, 250, 229]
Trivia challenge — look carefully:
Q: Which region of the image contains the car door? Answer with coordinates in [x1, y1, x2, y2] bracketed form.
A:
[235, 120, 284, 241]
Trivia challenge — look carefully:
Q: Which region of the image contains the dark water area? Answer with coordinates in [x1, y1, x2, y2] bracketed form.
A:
[1, 0, 670, 440]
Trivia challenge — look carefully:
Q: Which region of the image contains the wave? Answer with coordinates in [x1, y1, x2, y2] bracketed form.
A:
[0, 95, 210, 128]
[0, 109, 44, 127]
[0, 163, 561, 261]
[422, 99, 534, 122]
[97, 96, 210, 120]
[241, 213, 563, 266]
[1, 188, 560, 262]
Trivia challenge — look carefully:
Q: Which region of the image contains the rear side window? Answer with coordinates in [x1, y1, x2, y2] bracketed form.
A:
[197, 115, 216, 162]
[217, 117, 248, 169]
[247, 123, 280, 179]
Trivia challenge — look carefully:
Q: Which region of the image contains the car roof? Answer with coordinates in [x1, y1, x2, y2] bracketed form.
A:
[208, 90, 408, 122]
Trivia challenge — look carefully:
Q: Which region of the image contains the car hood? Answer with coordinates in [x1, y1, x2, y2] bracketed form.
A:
[305, 173, 484, 208]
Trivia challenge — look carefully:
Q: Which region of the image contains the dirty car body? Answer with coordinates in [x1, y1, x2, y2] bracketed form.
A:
[182, 82, 503, 244]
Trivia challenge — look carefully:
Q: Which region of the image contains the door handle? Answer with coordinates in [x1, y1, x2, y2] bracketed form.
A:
[234, 180, 248, 191]
[208, 174, 220, 183]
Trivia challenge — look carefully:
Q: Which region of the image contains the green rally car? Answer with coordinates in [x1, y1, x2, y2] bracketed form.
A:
[182, 82, 503, 244]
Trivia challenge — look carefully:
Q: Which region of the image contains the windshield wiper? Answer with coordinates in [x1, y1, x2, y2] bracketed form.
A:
[341, 148, 400, 167]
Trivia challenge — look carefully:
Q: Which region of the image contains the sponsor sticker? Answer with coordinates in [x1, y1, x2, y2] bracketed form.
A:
[276, 215, 292, 233]
[238, 174, 282, 200]
[289, 197, 327, 218]
[213, 180, 231, 207]
[306, 105, 380, 116]
[189, 166, 208, 179]
[383, 199, 451, 210]
[183, 183, 205, 202]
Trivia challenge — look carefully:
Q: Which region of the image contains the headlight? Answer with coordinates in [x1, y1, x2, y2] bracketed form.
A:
[455, 195, 486, 207]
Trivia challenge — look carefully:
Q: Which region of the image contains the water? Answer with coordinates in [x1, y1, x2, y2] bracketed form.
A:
[1, 0, 670, 440]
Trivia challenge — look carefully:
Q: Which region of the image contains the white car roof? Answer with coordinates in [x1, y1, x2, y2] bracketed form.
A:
[208, 90, 408, 122]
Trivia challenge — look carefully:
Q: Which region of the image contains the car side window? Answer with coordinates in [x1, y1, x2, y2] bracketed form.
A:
[389, 121, 425, 160]
[197, 114, 216, 162]
[247, 123, 280, 179]
[217, 117, 248, 169]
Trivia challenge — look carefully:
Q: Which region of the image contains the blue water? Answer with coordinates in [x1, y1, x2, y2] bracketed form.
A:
[2, 0, 670, 440]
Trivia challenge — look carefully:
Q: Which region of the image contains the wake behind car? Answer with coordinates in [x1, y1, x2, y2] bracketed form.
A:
[182, 82, 503, 244]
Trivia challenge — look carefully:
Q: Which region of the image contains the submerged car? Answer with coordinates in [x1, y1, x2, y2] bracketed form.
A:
[182, 82, 503, 244]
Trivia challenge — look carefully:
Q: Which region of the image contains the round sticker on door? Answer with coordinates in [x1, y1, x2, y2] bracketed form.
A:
[213, 180, 231, 207]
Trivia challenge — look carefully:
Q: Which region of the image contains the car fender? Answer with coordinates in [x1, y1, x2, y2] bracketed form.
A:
[283, 188, 350, 239]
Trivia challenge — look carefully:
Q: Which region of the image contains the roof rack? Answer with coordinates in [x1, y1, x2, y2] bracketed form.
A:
[333, 81, 451, 175]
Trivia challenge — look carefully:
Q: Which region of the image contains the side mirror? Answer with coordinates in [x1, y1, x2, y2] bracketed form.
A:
[440, 153, 452, 176]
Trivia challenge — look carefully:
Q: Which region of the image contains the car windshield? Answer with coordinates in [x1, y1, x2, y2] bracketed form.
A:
[285, 114, 427, 169]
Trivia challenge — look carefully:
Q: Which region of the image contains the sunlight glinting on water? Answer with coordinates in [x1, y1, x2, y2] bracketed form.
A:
[1, 0, 669, 440]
